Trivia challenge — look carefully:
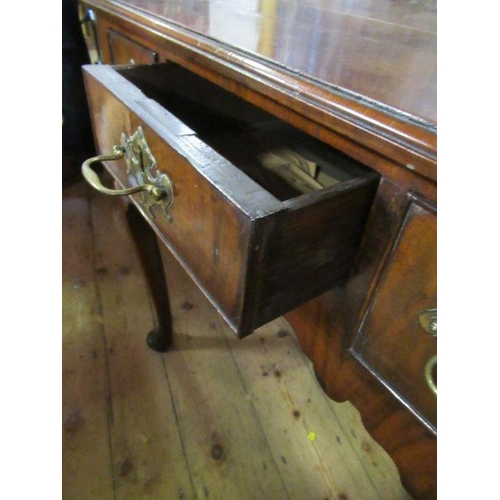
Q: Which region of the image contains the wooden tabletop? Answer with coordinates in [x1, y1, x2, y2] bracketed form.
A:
[110, 0, 436, 125]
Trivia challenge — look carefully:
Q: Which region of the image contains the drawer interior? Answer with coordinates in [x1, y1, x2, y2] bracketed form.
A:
[118, 63, 372, 201]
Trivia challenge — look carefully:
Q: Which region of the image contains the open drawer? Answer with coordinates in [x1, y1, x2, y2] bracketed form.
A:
[83, 62, 379, 338]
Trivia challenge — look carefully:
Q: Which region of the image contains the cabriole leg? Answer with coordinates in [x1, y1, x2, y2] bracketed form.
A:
[124, 202, 173, 352]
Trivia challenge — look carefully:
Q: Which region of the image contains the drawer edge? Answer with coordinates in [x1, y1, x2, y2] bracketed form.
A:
[83, 64, 284, 220]
[111, 170, 251, 336]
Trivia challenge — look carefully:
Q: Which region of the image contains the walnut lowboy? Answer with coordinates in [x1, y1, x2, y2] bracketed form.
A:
[82, 62, 379, 340]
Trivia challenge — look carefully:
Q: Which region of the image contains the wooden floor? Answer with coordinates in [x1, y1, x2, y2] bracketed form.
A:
[62, 179, 412, 500]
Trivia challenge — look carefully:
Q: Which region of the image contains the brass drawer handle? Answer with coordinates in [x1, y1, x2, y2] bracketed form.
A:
[81, 127, 174, 220]
[82, 147, 164, 200]
[424, 355, 437, 396]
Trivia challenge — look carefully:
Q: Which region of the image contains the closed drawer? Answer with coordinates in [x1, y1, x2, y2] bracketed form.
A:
[83, 63, 379, 337]
[351, 198, 437, 428]
[107, 29, 158, 65]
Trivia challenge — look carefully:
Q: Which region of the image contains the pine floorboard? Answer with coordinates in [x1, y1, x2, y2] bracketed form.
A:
[62, 180, 412, 500]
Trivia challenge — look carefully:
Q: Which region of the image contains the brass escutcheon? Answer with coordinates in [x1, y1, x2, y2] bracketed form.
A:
[81, 127, 174, 220]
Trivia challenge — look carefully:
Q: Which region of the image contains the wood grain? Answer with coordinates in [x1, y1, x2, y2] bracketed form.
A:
[63, 180, 413, 499]
[62, 182, 114, 499]
[285, 184, 437, 499]
[89, 183, 194, 498]
[219, 315, 413, 500]
[352, 199, 437, 427]
[86, 0, 436, 121]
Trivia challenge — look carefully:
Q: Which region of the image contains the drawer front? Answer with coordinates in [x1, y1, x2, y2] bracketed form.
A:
[107, 29, 158, 65]
[351, 198, 437, 428]
[84, 72, 263, 330]
[83, 63, 378, 337]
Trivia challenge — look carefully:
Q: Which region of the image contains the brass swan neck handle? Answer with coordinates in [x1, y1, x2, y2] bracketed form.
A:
[81, 146, 164, 201]
[80, 127, 174, 221]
